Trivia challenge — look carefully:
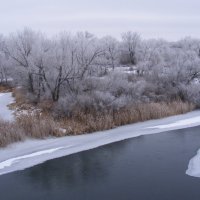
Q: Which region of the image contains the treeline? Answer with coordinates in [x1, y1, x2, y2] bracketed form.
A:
[0, 28, 200, 117]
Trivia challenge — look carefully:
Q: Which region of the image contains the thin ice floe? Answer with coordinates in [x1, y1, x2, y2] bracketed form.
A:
[186, 150, 200, 178]
[147, 116, 200, 129]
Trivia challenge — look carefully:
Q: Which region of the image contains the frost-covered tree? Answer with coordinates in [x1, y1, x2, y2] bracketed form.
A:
[101, 36, 119, 70]
[3, 28, 40, 93]
[1, 28, 200, 110]
[121, 32, 141, 65]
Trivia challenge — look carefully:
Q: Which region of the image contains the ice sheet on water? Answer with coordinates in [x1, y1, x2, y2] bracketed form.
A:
[186, 149, 200, 178]
[0, 147, 64, 170]
[147, 117, 200, 129]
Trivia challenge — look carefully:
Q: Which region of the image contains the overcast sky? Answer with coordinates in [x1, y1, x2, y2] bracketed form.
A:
[0, 0, 200, 40]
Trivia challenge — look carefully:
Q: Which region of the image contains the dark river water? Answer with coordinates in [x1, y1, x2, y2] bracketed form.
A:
[1, 126, 200, 200]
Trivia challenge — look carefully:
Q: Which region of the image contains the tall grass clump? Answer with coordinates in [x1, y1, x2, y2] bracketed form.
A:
[58, 101, 195, 135]
[0, 120, 24, 147]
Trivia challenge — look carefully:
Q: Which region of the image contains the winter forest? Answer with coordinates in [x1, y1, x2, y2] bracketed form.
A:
[0, 28, 200, 144]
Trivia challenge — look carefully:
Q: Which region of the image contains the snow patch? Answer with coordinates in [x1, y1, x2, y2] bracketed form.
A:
[0, 92, 14, 121]
[186, 149, 200, 178]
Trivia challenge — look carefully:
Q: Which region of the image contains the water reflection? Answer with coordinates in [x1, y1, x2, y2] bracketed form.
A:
[23, 140, 130, 189]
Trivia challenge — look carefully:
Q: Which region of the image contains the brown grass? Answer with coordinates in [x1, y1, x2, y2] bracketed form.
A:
[9, 87, 27, 109]
[0, 84, 13, 93]
[60, 101, 195, 135]
[0, 100, 195, 147]
[16, 114, 62, 138]
[0, 120, 24, 147]
[0, 114, 64, 147]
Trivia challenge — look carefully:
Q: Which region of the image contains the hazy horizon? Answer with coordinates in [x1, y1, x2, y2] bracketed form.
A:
[0, 0, 200, 40]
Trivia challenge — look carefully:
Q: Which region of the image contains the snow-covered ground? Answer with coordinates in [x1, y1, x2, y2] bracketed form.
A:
[111, 65, 138, 74]
[1, 92, 200, 177]
[0, 93, 14, 121]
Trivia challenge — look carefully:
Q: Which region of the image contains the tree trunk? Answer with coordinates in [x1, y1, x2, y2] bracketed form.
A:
[28, 73, 34, 93]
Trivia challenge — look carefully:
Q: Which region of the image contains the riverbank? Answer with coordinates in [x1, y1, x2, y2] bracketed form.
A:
[0, 89, 195, 147]
[1, 110, 200, 176]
